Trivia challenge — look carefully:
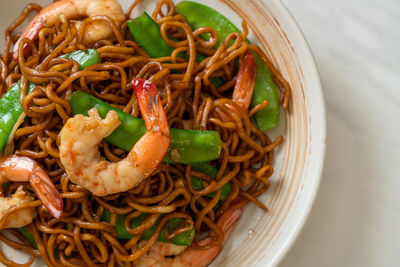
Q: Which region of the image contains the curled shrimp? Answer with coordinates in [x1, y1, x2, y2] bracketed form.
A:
[13, 0, 125, 60]
[137, 208, 242, 267]
[216, 51, 258, 122]
[59, 79, 171, 196]
[0, 155, 63, 229]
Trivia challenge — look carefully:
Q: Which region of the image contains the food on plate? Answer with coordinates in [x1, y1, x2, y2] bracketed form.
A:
[0, 0, 290, 266]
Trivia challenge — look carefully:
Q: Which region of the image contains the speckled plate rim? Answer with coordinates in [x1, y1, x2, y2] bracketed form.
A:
[261, 0, 326, 265]
[203, 0, 327, 266]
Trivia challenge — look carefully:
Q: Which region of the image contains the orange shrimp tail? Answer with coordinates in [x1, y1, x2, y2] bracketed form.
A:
[13, 13, 47, 60]
[0, 155, 63, 219]
[13, 37, 36, 61]
[232, 51, 257, 110]
[132, 78, 170, 135]
[175, 208, 242, 267]
[217, 207, 242, 243]
[30, 168, 63, 219]
[13, 0, 74, 61]
[216, 51, 257, 122]
[131, 78, 171, 176]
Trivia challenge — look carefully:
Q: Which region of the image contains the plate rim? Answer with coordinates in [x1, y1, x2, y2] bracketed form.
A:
[265, 0, 327, 266]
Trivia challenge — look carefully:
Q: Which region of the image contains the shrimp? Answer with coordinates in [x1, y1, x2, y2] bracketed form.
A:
[216, 51, 257, 122]
[0, 186, 34, 229]
[13, 0, 125, 60]
[137, 208, 243, 267]
[59, 79, 171, 196]
[0, 155, 63, 229]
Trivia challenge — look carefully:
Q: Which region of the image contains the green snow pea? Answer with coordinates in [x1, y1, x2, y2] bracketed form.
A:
[0, 49, 101, 154]
[100, 162, 231, 243]
[0, 81, 36, 153]
[69, 91, 222, 164]
[59, 49, 100, 70]
[101, 210, 195, 246]
[191, 162, 232, 201]
[128, 13, 223, 87]
[176, 1, 280, 130]
[128, 12, 174, 59]
[17, 226, 37, 248]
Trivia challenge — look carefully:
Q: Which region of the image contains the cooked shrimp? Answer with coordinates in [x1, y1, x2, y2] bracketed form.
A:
[0, 186, 34, 229]
[137, 208, 242, 267]
[13, 0, 125, 60]
[59, 78, 171, 196]
[216, 51, 257, 122]
[0, 155, 63, 228]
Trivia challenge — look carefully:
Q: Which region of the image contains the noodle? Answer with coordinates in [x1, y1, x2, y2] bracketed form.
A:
[0, 0, 291, 266]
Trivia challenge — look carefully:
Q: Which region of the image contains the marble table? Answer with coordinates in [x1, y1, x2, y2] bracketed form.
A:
[279, 0, 400, 266]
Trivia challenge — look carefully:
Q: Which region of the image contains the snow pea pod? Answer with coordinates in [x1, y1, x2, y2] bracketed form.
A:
[128, 13, 223, 87]
[128, 12, 174, 59]
[100, 163, 230, 244]
[128, 12, 205, 61]
[69, 91, 222, 164]
[0, 49, 100, 154]
[59, 49, 100, 70]
[22, 212, 194, 250]
[0, 81, 36, 153]
[17, 226, 37, 248]
[191, 162, 232, 201]
[101, 210, 195, 246]
[176, 1, 280, 130]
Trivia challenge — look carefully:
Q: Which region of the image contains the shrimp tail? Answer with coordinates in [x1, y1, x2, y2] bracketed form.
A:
[194, 208, 243, 267]
[218, 207, 242, 243]
[13, 0, 73, 61]
[13, 19, 43, 61]
[133, 78, 169, 135]
[232, 51, 257, 110]
[29, 167, 63, 219]
[166, 208, 242, 267]
[0, 155, 63, 219]
[215, 51, 257, 122]
[130, 78, 171, 176]
[13, 0, 125, 60]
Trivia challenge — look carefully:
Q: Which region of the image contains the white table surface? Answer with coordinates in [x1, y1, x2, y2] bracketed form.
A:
[279, 0, 400, 266]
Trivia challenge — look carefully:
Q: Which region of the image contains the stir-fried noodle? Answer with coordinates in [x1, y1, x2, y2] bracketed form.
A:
[0, 0, 290, 266]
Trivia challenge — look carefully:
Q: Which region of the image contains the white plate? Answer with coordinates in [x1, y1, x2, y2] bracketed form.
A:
[0, 1, 326, 266]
